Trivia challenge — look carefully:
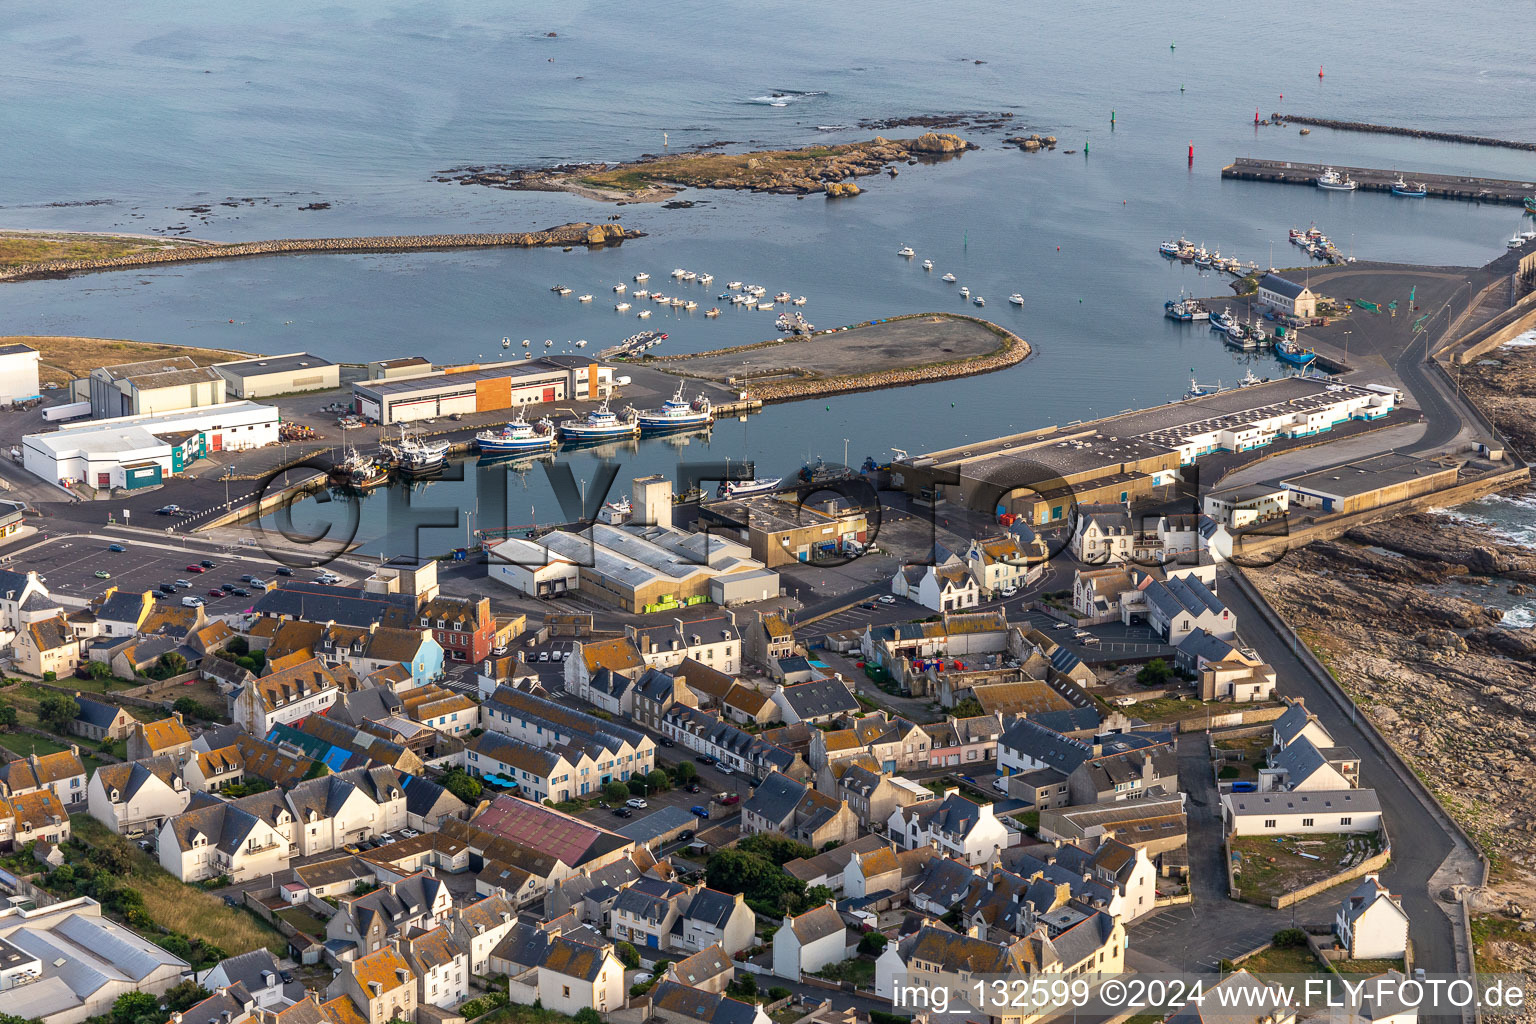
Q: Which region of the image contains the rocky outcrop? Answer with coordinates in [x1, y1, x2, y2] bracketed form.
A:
[824, 183, 861, 198]
[1004, 134, 1059, 152]
[908, 132, 971, 154]
[0, 223, 631, 282]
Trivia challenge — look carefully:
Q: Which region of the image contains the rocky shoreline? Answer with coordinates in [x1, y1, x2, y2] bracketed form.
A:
[438, 134, 976, 201]
[0, 223, 631, 282]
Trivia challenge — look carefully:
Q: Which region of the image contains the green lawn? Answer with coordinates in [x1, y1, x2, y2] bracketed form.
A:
[481, 1006, 582, 1024]
[1335, 958, 1405, 975]
[276, 906, 329, 938]
[813, 957, 876, 988]
[1238, 944, 1323, 976]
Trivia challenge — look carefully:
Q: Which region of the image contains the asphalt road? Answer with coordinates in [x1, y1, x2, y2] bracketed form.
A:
[1216, 568, 1457, 973]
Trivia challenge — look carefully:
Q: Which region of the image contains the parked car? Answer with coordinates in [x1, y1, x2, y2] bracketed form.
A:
[626, 798, 648, 809]
[199, 559, 217, 568]
[1051, 621, 1072, 630]
[230, 587, 250, 597]
[696, 755, 715, 766]
[538, 651, 550, 662]
[677, 830, 694, 843]
[94, 570, 111, 579]
[993, 777, 1009, 794]
[240, 574, 256, 583]
[208, 589, 224, 598]
[659, 737, 675, 747]
[182, 596, 204, 608]
[878, 595, 897, 604]
[174, 579, 191, 588]
[612, 807, 633, 818]
[156, 505, 181, 515]
[107, 543, 127, 552]
[715, 764, 734, 776]
[220, 582, 237, 591]
[158, 584, 177, 595]
[248, 578, 268, 588]
[690, 805, 710, 819]
[719, 794, 740, 806]
[1001, 587, 1018, 598]
[274, 567, 295, 576]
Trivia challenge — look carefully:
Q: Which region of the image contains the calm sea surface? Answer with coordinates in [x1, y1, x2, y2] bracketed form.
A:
[3, 0, 1534, 554]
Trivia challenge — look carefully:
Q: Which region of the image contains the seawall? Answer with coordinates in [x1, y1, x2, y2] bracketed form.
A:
[0, 223, 633, 283]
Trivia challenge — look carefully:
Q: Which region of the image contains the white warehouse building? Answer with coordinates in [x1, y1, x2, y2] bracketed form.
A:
[214, 352, 340, 398]
[23, 401, 279, 491]
[0, 343, 41, 404]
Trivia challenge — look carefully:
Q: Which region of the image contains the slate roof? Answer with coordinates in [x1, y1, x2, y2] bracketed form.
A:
[1225, 789, 1381, 816]
[540, 935, 611, 982]
[778, 678, 858, 720]
[999, 718, 1094, 773]
[649, 980, 761, 1024]
[669, 944, 733, 988]
[252, 584, 414, 628]
[742, 772, 805, 826]
[74, 695, 128, 731]
[1259, 273, 1308, 300]
[1026, 706, 1101, 734]
[786, 903, 844, 944]
[1177, 629, 1237, 664]
[207, 949, 283, 993]
[684, 888, 739, 929]
[1144, 574, 1226, 621]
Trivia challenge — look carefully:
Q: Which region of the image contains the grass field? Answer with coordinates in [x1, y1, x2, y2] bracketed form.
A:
[71, 815, 286, 956]
[1237, 944, 1323, 976]
[1231, 834, 1367, 905]
[0, 230, 202, 271]
[0, 334, 252, 385]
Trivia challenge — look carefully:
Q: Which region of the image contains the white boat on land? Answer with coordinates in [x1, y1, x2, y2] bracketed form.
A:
[897, 245, 916, 257]
[615, 302, 631, 311]
[922, 260, 934, 270]
[634, 272, 650, 282]
[1008, 293, 1024, 306]
[717, 474, 782, 498]
[1509, 232, 1526, 250]
[1316, 166, 1358, 191]
[942, 272, 957, 282]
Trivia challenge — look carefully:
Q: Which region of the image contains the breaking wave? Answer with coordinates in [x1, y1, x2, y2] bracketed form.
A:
[746, 89, 827, 107]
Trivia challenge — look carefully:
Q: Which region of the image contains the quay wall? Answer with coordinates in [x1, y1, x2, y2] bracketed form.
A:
[1221, 158, 1534, 205]
[0, 223, 632, 283]
[1275, 115, 1536, 153]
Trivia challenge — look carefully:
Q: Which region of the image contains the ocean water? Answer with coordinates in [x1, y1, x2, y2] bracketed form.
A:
[4, 0, 1534, 551]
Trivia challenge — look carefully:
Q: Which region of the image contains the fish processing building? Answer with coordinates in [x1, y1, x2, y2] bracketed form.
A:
[213, 352, 341, 398]
[899, 378, 1397, 521]
[351, 358, 616, 424]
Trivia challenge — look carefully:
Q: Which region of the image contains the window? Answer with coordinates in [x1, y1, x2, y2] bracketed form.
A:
[1302, 817, 1314, 827]
[1340, 816, 1352, 826]
[1263, 819, 1276, 829]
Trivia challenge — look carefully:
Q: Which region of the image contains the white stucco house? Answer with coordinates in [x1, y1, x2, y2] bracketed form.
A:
[1335, 875, 1409, 960]
[771, 904, 847, 982]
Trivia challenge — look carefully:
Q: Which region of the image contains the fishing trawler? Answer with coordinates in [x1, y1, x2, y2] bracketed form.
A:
[475, 410, 558, 454]
[382, 425, 451, 473]
[558, 399, 640, 441]
[330, 446, 382, 485]
[631, 383, 714, 434]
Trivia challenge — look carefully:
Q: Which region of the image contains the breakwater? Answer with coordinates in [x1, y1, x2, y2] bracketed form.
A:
[1222, 158, 1535, 205]
[1275, 115, 1536, 153]
[0, 222, 632, 283]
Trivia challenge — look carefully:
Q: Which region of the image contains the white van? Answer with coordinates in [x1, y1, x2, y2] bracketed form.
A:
[182, 596, 204, 608]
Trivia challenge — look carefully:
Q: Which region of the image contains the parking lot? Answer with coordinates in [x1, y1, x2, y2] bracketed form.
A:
[0, 530, 357, 606]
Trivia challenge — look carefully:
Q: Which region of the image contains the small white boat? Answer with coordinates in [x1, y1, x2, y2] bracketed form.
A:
[615, 302, 631, 311]
[705, 307, 720, 317]
[973, 296, 985, 307]
[638, 309, 652, 318]
[1008, 293, 1024, 306]
[557, 286, 572, 295]
[634, 289, 649, 298]
[774, 291, 791, 303]
[699, 274, 713, 285]
[757, 302, 774, 310]
[897, 245, 916, 257]
[670, 297, 685, 307]
[942, 273, 957, 282]
[727, 281, 743, 290]
[613, 283, 626, 293]
[578, 294, 593, 302]
[634, 272, 650, 282]
[521, 339, 530, 347]
[922, 260, 934, 270]
[544, 339, 553, 347]
[959, 286, 970, 298]
[1316, 166, 1358, 191]
[501, 337, 511, 348]
[1509, 233, 1526, 250]
[576, 339, 587, 347]
[672, 268, 686, 278]
[685, 300, 698, 310]
[793, 296, 807, 306]
[682, 271, 696, 281]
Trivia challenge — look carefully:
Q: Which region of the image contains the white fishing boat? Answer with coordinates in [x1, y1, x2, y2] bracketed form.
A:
[942, 272, 957, 282]
[793, 296, 807, 306]
[773, 291, 791, 303]
[959, 286, 970, 298]
[634, 272, 650, 282]
[973, 296, 985, 306]
[631, 382, 714, 433]
[705, 307, 720, 317]
[671, 268, 686, 278]
[1316, 167, 1358, 191]
[634, 289, 649, 298]
[717, 474, 783, 499]
[1008, 293, 1024, 306]
[699, 274, 713, 285]
[897, 245, 916, 257]
[615, 302, 631, 311]
[685, 300, 698, 310]
[576, 339, 587, 347]
[922, 260, 934, 270]
[727, 281, 743, 290]
[682, 271, 696, 281]
[476, 410, 558, 454]
[756, 302, 774, 310]
[556, 286, 572, 295]
[613, 283, 626, 293]
[521, 339, 530, 347]
[578, 294, 593, 302]
[670, 297, 686, 307]
[544, 339, 553, 347]
[637, 309, 652, 318]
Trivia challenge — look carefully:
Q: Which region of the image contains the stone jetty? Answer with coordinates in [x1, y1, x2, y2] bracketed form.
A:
[0, 222, 631, 283]
[1222, 158, 1535, 205]
[1275, 115, 1536, 153]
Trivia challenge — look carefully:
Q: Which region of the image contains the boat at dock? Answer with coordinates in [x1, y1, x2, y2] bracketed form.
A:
[1158, 240, 1181, 257]
[330, 445, 382, 485]
[382, 425, 451, 473]
[1275, 340, 1316, 366]
[1164, 297, 1210, 322]
[558, 399, 640, 442]
[630, 382, 714, 434]
[1316, 167, 1357, 191]
[716, 474, 783, 499]
[774, 291, 791, 303]
[475, 411, 559, 454]
[1391, 176, 1427, 197]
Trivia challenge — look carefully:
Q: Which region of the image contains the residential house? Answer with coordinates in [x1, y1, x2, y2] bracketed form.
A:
[1068, 740, 1179, 805]
[86, 588, 154, 638]
[232, 658, 343, 735]
[1071, 503, 1135, 565]
[285, 766, 408, 857]
[771, 903, 847, 981]
[127, 712, 195, 763]
[0, 569, 60, 636]
[231, 734, 317, 788]
[0, 748, 89, 807]
[325, 872, 455, 959]
[450, 892, 519, 976]
[1141, 575, 1235, 646]
[740, 772, 859, 848]
[325, 946, 416, 1024]
[464, 732, 585, 803]
[925, 714, 1005, 769]
[1259, 736, 1361, 793]
[660, 704, 809, 783]
[891, 545, 980, 612]
[401, 774, 469, 832]
[610, 875, 692, 950]
[840, 845, 938, 900]
[744, 611, 796, 670]
[1221, 789, 1384, 836]
[782, 835, 890, 894]
[832, 761, 929, 831]
[197, 949, 290, 1010]
[965, 530, 1046, 598]
[564, 637, 647, 706]
[285, 856, 378, 904]
[1175, 630, 1277, 702]
[1003, 838, 1158, 924]
[678, 888, 755, 956]
[1072, 566, 1138, 621]
[158, 799, 289, 882]
[13, 615, 81, 678]
[627, 667, 698, 733]
[399, 683, 479, 737]
[1164, 970, 1297, 1024]
[482, 686, 655, 784]
[721, 683, 777, 726]
[9, 790, 72, 846]
[1335, 875, 1409, 960]
[772, 677, 859, 726]
[627, 613, 741, 675]
[383, 595, 499, 664]
[1273, 699, 1335, 753]
[648, 981, 769, 1024]
[68, 694, 136, 742]
[183, 744, 246, 793]
[888, 791, 1013, 866]
[401, 925, 470, 1009]
[535, 935, 624, 1016]
[86, 755, 190, 836]
[665, 946, 734, 995]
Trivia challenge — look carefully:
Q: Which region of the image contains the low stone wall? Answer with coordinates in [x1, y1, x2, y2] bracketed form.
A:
[1173, 703, 1288, 734]
[1271, 834, 1392, 910]
[0, 223, 631, 282]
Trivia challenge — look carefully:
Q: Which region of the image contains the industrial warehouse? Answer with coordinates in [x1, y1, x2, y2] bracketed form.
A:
[351, 358, 617, 424]
[696, 493, 871, 567]
[213, 352, 340, 398]
[899, 377, 1399, 520]
[22, 401, 280, 491]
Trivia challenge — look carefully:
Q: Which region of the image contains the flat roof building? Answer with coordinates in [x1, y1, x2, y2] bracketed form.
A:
[1281, 453, 1460, 516]
[0, 343, 40, 405]
[214, 352, 340, 398]
[351, 359, 615, 424]
[88, 355, 227, 418]
[696, 494, 870, 567]
[902, 377, 1396, 521]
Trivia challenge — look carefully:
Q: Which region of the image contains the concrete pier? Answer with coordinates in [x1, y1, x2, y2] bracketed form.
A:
[1222, 158, 1535, 205]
